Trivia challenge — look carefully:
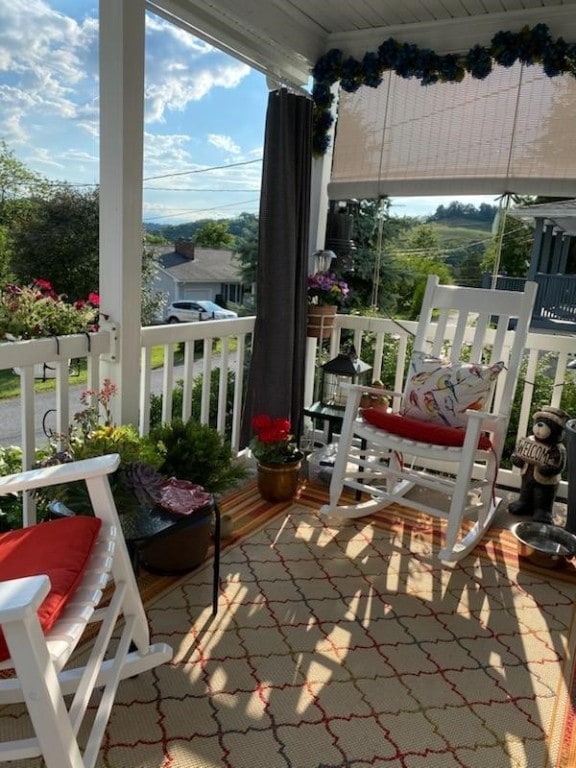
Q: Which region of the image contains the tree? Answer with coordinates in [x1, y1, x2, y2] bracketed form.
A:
[482, 214, 533, 277]
[342, 199, 414, 313]
[141, 244, 167, 325]
[194, 221, 234, 249]
[10, 185, 100, 299]
[391, 224, 453, 318]
[453, 246, 485, 287]
[0, 140, 47, 214]
[233, 215, 259, 287]
[144, 230, 170, 245]
[5, 159, 162, 321]
[0, 226, 14, 286]
[0, 141, 49, 280]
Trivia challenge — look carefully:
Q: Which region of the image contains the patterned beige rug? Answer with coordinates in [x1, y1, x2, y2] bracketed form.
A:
[5, 481, 576, 767]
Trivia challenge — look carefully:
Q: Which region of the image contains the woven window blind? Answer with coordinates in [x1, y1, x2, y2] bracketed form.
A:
[328, 63, 576, 200]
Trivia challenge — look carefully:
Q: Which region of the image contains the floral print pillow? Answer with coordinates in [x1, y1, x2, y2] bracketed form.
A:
[401, 352, 504, 428]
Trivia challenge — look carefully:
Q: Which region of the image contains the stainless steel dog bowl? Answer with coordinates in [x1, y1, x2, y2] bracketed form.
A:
[511, 522, 576, 569]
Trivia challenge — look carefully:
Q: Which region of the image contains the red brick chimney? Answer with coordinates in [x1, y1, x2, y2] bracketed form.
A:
[175, 238, 195, 260]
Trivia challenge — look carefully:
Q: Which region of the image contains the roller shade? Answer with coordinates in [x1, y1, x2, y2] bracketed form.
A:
[328, 63, 576, 200]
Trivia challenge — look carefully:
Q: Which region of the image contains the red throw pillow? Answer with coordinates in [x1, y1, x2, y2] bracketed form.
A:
[0, 516, 102, 662]
[362, 408, 492, 451]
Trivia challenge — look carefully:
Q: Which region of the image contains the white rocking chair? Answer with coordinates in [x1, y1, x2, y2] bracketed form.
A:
[0, 454, 173, 768]
[320, 275, 538, 562]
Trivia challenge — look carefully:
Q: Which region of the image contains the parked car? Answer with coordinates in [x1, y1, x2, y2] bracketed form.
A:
[165, 300, 238, 323]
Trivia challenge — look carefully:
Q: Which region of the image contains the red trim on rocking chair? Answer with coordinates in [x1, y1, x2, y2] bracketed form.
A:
[361, 409, 493, 451]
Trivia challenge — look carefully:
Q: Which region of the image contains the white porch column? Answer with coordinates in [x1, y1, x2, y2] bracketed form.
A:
[305, 85, 337, 414]
[308, 84, 338, 271]
[98, 0, 146, 426]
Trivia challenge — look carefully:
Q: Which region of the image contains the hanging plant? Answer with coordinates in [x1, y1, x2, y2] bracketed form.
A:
[312, 23, 576, 154]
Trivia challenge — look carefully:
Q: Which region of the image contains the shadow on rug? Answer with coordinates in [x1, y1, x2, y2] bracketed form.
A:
[102, 481, 576, 768]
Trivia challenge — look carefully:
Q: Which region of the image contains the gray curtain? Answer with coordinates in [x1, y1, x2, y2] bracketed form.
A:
[240, 88, 312, 446]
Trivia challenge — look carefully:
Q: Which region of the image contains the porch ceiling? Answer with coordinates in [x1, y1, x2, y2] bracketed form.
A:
[510, 198, 576, 235]
[148, 0, 576, 86]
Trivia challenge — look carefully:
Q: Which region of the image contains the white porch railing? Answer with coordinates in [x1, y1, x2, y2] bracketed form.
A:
[0, 330, 114, 467]
[0, 312, 573, 521]
[327, 313, 575, 499]
[139, 317, 255, 451]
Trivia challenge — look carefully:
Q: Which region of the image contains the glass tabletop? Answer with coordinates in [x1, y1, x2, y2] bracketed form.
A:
[120, 501, 213, 543]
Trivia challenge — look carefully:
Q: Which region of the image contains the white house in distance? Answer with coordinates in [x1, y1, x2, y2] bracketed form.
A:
[155, 238, 245, 310]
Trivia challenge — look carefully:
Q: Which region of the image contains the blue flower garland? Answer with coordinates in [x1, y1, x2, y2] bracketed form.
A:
[311, 23, 576, 154]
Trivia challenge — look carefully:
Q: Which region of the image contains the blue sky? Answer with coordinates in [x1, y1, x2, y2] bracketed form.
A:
[0, 1, 496, 224]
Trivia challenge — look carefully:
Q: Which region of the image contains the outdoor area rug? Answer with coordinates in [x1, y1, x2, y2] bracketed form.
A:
[102, 482, 576, 768]
[5, 481, 576, 767]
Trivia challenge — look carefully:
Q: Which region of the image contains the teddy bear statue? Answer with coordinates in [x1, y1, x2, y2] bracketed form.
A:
[508, 406, 570, 524]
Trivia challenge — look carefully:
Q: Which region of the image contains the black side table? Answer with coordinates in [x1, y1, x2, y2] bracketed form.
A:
[303, 401, 345, 444]
[120, 500, 221, 616]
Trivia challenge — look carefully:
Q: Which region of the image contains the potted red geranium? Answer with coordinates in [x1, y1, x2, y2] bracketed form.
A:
[250, 415, 303, 502]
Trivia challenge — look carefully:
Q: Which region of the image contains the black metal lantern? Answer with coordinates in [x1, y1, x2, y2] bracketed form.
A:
[320, 348, 372, 409]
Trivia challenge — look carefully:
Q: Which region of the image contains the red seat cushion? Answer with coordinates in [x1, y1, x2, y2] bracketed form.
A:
[362, 408, 493, 451]
[0, 516, 102, 662]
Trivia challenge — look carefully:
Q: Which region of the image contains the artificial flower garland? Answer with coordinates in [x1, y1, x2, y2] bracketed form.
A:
[311, 23, 576, 154]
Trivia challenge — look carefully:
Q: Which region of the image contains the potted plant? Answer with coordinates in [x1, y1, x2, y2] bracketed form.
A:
[307, 271, 350, 338]
[250, 415, 303, 502]
[0, 279, 100, 341]
[38, 379, 164, 513]
[149, 417, 248, 494]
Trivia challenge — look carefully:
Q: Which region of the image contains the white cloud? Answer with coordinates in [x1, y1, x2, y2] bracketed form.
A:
[143, 132, 199, 178]
[208, 134, 241, 155]
[145, 62, 251, 123]
[144, 16, 251, 123]
[0, 1, 263, 220]
[0, 2, 97, 157]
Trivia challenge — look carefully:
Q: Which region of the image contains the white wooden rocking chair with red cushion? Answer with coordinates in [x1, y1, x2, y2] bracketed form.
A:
[320, 275, 538, 562]
[0, 454, 173, 768]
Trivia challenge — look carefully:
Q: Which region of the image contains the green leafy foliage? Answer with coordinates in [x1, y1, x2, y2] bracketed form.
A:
[10, 185, 100, 300]
[141, 243, 167, 326]
[482, 215, 533, 277]
[149, 369, 237, 434]
[150, 419, 247, 494]
[0, 445, 25, 530]
[503, 353, 576, 472]
[194, 221, 235, 249]
[233, 215, 259, 287]
[390, 225, 453, 318]
[148, 368, 247, 493]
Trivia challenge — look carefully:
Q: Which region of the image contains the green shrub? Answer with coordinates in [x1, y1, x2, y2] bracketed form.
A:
[0, 446, 25, 529]
[502, 352, 576, 472]
[149, 368, 236, 434]
[150, 418, 247, 494]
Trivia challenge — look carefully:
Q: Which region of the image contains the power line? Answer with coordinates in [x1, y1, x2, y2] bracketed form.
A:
[43, 158, 264, 188]
[143, 158, 262, 181]
[146, 187, 258, 192]
[387, 229, 534, 258]
[144, 197, 260, 221]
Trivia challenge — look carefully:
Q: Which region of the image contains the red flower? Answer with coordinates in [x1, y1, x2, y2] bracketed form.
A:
[250, 414, 296, 463]
[252, 414, 273, 432]
[88, 292, 100, 306]
[33, 278, 53, 292]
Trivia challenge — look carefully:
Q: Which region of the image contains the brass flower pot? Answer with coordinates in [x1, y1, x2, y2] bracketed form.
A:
[256, 457, 302, 502]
